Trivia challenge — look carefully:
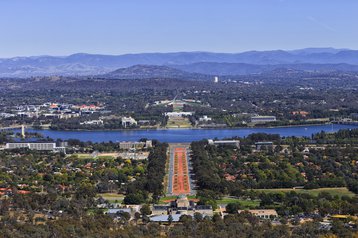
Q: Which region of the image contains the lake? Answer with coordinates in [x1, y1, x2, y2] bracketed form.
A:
[17, 124, 358, 143]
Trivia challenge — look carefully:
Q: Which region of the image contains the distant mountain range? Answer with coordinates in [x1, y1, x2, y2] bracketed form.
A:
[1, 48, 358, 78]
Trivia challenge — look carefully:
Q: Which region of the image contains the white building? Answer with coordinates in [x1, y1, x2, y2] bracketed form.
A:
[199, 115, 212, 122]
[251, 116, 277, 123]
[5, 143, 66, 153]
[208, 139, 240, 148]
[119, 140, 152, 150]
[80, 119, 103, 125]
[238, 209, 278, 219]
[121, 117, 137, 128]
[255, 141, 273, 150]
[164, 112, 193, 117]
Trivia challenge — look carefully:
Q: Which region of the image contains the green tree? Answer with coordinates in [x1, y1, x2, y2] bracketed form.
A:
[140, 204, 152, 216]
[226, 203, 241, 214]
[168, 214, 173, 224]
[194, 212, 203, 222]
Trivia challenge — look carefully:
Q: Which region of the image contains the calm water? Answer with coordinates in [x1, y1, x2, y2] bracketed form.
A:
[16, 124, 358, 143]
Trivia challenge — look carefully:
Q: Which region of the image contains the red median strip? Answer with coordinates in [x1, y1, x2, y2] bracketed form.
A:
[172, 147, 190, 195]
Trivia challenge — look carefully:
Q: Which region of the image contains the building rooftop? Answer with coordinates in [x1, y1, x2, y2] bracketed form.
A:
[106, 208, 131, 214]
[238, 209, 278, 217]
[255, 141, 273, 145]
[150, 214, 187, 222]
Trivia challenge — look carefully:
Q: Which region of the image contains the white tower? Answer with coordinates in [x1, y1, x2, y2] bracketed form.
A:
[214, 76, 219, 83]
[21, 125, 25, 138]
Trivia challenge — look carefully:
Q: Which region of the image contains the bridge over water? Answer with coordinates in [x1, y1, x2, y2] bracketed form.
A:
[0, 125, 24, 131]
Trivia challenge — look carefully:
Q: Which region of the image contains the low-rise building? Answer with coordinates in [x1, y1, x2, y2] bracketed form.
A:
[152, 205, 168, 216]
[150, 214, 183, 223]
[80, 119, 103, 125]
[119, 140, 152, 150]
[251, 116, 277, 123]
[238, 209, 278, 219]
[121, 117, 137, 128]
[58, 113, 80, 119]
[195, 205, 214, 217]
[208, 139, 240, 148]
[0, 113, 16, 118]
[150, 195, 213, 218]
[255, 141, 273, 150]
[164, 112, 193, 117]
[118, 151, 149, 160]
[5, 143, 66, 153]
[199, 115, 212, 122]
[43, 113, 62, 119]
[291, 111, 309, 117]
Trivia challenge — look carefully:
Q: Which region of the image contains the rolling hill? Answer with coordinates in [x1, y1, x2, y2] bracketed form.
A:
[1, 48, 358, 77]
[103, 65, 208, 79]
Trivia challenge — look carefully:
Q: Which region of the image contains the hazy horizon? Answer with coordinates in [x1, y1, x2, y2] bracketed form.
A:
[0, 47, 355, 59]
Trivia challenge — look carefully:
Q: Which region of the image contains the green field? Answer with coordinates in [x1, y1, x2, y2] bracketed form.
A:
[97, 193, 124, 203]
[166, 119, 192, 128]
[253, 187, 356, 198]
[216, 197, 260, 208]
[172, 103, 184, 112]
[72, 153, 93, 159]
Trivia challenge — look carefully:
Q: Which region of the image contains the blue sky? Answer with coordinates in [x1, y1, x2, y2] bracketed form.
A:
[0, 0, 357, 57]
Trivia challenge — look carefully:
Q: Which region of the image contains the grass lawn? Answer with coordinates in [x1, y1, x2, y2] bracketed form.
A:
[97, 193, 125, 202]
[70, 153, 94, 159]
[172, 104, 184, 112]
[167, 121, 192, 128]
[97, 155, 115, 160]
[253, 187, 356, 198]
[216, 197, 260, 208]
[166, 117, 192, 128]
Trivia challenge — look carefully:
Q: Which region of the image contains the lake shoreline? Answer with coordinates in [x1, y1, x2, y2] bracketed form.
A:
[39, 122, 332, 132]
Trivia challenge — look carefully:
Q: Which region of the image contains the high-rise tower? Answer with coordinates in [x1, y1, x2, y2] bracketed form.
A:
[21, 125, 25, 138]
